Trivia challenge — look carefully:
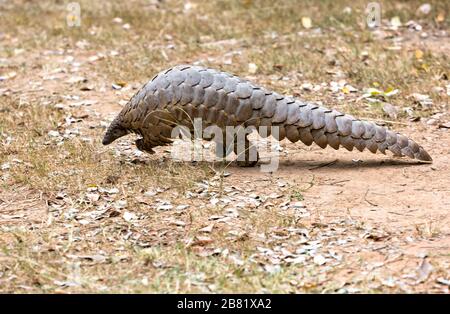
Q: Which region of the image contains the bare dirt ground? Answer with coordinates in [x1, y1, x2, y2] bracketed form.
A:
[0, 0, 449, 293]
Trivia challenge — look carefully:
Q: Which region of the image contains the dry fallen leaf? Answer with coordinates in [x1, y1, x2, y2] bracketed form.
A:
[170, 220, 186, 227]
[438, 122, 450, 129]
[382, 103, 398, 119]
[199, 224, 214, 233]
[123, 211, 137, 222]
[390, 16, 402, 30]
[112, 81, 127, 90]
[66, 76, 87, 84]
[86, 193, 100, 202]
[48, 130, 60, 137]
[436, 12, 445, 23]
[436, 277, 450, 286]
[415, 49, 424, 60]
[409, 93, 433, 108]
[301, 83, 313, 91]
[113, 17, 123, 24]
[417, 3, 431, 15]
[0, 71, 17, 81]
[301, 17, 312, 29]
[416, 258, 433, 283]
[248, 63, 258, 74]
[193, 236, 213, 246]
[156, 203, 173, 211]
[313, 254, 327, 266]
[80, 84, 94, 91]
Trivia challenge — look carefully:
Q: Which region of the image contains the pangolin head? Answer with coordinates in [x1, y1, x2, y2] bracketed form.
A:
[102, 118, 129, 145]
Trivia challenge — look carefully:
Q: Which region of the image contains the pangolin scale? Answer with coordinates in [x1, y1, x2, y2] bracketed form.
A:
[103, 64, 432, 166]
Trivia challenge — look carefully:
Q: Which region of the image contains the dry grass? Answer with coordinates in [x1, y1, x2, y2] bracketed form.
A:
[0, 0, 449, 293]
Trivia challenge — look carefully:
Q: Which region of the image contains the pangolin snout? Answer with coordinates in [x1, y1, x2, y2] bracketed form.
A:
[102, 135, 112, 145]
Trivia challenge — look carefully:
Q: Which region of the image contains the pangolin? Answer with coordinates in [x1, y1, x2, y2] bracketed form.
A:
[102, 64, 432, 166]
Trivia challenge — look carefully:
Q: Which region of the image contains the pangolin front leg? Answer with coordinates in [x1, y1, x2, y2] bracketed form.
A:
[135, 138, 156, 154]
[103, 64, 432, 165]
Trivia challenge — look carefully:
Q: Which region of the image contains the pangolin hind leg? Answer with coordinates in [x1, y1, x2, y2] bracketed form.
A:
[204, 130, 259, 167]
[233, 135, 259, 167]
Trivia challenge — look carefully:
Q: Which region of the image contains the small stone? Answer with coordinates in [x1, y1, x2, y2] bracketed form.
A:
[176, 205, 189, 210]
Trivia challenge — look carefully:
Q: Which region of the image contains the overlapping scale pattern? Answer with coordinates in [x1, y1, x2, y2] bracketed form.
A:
[103, 65, 432, 162]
